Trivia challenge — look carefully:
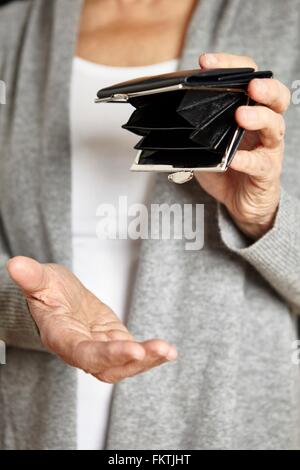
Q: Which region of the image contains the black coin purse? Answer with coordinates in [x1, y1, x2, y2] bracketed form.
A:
[96, 68, 273, 184]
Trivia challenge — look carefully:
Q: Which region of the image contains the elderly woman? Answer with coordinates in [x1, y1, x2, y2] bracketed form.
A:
[0, 0, 299, 450]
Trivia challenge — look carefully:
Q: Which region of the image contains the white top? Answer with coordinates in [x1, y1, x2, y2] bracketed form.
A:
[70, 56, 179, 450]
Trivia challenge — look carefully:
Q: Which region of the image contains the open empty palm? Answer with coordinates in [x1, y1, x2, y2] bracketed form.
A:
[7, 257, 177, 383]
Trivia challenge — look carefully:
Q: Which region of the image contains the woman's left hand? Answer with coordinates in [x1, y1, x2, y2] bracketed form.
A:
[195, 53, 291, 240]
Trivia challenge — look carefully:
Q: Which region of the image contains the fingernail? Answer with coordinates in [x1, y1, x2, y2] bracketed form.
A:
[204, 53, 218, 66]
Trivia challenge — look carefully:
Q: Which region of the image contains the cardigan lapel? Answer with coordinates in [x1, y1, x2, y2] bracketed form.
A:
[40, 0, 83, 266]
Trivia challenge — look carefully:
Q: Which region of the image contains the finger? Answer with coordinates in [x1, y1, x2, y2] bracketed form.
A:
[235, 105, 286, 149]
[141, 339, 177, 360]
[199, 53, 258, 70]
[230, 149, 280, 178]
[96, 356, 168, 384]
[95, 340, 177, 383]
[248, 79, 291, 114]
[73, 340, 147, 373]
[7, 256, 49, 294]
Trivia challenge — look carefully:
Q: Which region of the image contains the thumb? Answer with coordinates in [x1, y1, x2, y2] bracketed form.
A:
[7, 256, 48, 294]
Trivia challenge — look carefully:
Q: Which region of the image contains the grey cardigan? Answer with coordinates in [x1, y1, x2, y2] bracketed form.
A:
[0, 0, 300, 450]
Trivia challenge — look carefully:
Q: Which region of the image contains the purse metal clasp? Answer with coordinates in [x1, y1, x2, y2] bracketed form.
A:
[168, 171, 194, 184]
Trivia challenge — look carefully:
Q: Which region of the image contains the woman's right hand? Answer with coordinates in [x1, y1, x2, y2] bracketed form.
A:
[7, 256, 177, 383]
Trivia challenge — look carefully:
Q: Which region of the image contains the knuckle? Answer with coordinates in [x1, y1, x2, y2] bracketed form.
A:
[276, 115, 286, 142]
